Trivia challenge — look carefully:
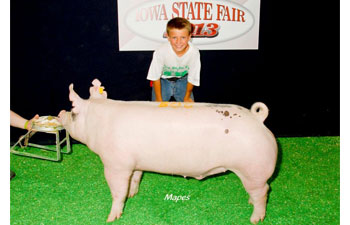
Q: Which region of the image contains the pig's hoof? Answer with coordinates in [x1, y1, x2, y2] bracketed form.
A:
[128, 190, 138, 198]
[106, 215, 116, 223]
[106, 217, 114, 223]
[250, 213, 265, 224]
[128, 187, 139, 198]
[106, 211, 122, 222]
[128, 192, 136, 198]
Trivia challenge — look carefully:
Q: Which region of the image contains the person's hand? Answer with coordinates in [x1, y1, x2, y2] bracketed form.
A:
[155, 97, 163, 102]
[25, 114, 39, 130]
[183, 97, 194, 102]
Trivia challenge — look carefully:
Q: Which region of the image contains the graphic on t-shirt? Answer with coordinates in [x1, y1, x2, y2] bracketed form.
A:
[163, 65, 189, 77]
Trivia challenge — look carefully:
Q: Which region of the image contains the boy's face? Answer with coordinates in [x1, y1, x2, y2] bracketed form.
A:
[167, 28, 191, 56]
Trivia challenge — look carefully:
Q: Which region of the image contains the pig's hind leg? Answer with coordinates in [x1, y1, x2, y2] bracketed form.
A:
[128, 170, 143, 197]
[240, 176, 269, 224]
[104, 168, 133, 222]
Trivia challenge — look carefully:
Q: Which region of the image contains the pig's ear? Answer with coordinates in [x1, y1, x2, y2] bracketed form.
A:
[69, 84, 83, 114]
[92, 79, 101, 87]
[89, 78, 108, 99]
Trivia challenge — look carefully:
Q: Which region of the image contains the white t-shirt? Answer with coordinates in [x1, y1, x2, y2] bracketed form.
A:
[147, 42, 201, 86]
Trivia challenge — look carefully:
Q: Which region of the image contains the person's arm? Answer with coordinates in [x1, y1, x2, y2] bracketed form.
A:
[153, 79, 163, 102]
[183, 82, 194, 102]
[10, 110, 39, 130]
[147, 49, 164, 102]
[184, 46, 200, 102]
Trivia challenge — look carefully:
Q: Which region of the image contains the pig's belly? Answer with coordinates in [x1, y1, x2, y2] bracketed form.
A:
[119, 123, 271, 179]
[135, 151, 230, 180]
[134, 139, 232, 179]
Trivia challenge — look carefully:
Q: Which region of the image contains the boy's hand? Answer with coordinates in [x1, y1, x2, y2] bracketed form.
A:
[184, 97, 194, 102]
[184, 82, 194, 102]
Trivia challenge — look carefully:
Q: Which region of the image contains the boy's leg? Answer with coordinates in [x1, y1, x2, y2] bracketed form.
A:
[151, 79, 172, 101]
[174, 78, 194, 102]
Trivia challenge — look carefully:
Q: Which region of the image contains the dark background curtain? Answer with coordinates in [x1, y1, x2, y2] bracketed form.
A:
[10, 0, 340, 142]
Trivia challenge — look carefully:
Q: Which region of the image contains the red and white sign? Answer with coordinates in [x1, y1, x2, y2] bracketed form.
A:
[118, 0, 260, 51]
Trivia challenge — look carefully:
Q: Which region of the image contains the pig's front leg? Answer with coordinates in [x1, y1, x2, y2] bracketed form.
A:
[128, 170, 143, 198]
[104, 168, 133, 222]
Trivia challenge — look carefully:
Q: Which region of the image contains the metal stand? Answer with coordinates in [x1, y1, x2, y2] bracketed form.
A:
[10, 129, 71, 162]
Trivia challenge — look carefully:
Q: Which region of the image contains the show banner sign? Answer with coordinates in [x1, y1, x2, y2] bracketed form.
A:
[118, 0, 260, 50]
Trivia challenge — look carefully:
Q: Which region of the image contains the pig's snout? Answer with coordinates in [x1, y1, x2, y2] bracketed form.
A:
[57, 110, 67, 123]
[58, 110, 66, 118]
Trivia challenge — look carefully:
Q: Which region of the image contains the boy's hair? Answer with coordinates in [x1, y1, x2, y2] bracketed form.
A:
[166, 17, 192, 35]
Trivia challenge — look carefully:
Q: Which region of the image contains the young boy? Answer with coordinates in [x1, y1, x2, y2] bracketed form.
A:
[147, 17, 201, 102]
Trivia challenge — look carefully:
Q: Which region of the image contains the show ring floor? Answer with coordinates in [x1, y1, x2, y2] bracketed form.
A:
[10, 137, 340, 225]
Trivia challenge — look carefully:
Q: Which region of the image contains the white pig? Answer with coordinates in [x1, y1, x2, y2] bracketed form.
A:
[58, 79, 277, 224]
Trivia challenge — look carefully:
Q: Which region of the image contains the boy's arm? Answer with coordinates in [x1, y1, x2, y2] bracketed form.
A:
[153, 79, 163, 102]
[183, 82, 194, 102]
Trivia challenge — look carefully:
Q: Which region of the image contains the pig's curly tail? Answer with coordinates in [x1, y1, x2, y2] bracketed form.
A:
[250, 102, 269, 123]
